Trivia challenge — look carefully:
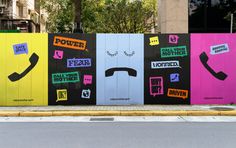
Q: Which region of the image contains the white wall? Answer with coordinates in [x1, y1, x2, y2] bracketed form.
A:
[12, 0, 36, 19]
[27, 0, 34, 10]
[12, 0, 17, 18]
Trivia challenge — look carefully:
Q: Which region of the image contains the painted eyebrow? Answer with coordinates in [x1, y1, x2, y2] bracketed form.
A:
[106, 51, 118, 57]
[124, 51, 135, 57]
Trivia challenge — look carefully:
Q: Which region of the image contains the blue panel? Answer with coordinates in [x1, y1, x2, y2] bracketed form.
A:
[128, 34, 144, 104]
[104, 34, 119, 104]
[96, 34, 106, 105]
[97, 34, 144, 105]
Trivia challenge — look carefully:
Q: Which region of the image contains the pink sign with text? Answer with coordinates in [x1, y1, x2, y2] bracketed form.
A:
[83, 75, 93, 85]
[149, 77, 163, 97]
[191, 34, 236, 104]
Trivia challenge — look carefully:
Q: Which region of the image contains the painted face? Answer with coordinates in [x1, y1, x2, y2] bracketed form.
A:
[0, 34, 48, 106]
[96, 34, 144, 105]
[191, 34, 236, 104]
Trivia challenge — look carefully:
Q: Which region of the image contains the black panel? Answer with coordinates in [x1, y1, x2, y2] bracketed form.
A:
[144, 34, 190, 104]
[48, 34, 96, 105]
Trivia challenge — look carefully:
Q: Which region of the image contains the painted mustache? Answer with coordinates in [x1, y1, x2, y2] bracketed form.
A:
[105, 67, 137, 77]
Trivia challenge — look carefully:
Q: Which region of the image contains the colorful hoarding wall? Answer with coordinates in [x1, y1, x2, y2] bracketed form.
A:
[0, 34, 48, 106]
[0, 33, 235, 106]
[191, 34, 236, 104]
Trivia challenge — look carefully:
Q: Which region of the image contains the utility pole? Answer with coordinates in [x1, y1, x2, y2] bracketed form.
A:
[230, 13, 233, 33]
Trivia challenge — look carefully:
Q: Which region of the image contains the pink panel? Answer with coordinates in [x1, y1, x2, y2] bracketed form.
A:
[191, 34, 236, 104]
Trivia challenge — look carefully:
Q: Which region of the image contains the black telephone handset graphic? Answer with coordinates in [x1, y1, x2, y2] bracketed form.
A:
[200, 52, 227, 81]
[105, 67, 137, 77]
[8, 53, 39, 82]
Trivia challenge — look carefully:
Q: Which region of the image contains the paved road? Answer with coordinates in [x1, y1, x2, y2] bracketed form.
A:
[0, 121, 236, 148]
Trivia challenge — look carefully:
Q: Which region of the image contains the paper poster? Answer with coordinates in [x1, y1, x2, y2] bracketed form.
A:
[48, 34, 96, 105]
[96, 34, 144, 105]
[0, 34, 48, 106]
[191, 34, 236, 104]
[144, 34, 190, 104]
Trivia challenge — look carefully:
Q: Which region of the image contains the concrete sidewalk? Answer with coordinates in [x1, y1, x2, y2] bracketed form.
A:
[0, 105, 236, 116]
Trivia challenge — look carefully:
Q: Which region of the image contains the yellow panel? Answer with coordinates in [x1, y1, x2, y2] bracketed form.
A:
[0, 34, 7, 105]
[5, 34, 20, 106]
[31, 34, 48, 106]
[1, 33, 48, 106]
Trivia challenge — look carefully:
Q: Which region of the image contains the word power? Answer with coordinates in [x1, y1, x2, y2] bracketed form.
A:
[56, 89, 68, 102]
[169, 35, 179, 44]
[53, 50, 64, 59]
[83, 75, 93, 85]
[210, 43, 229, 55]
[67, 58, 91, 68]
[151, 60, 181, 69]
[149, 77, 164, 97]
[81, 89, 91, 99]
[13, 43, 28, 55]
[52, 71, 80, 84]
[170, 73, 180, 82]
[53, 36, 87, 51]
[161, 46, 187, 58]
[149, 36, 159, 46]
[167, 88, 188, 99]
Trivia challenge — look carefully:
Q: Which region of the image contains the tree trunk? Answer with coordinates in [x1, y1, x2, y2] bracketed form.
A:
[207, 0, 211, 7]
[72, 0, 83, 33]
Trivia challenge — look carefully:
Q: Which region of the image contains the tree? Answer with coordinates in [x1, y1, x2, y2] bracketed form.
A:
[41, 0, 157, 33]
[82, 0, 157, 33]
[72, 0, 83, 33]
[40, 0, 74, 33]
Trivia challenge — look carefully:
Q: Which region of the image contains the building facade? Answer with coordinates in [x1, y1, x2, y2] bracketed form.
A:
[158, 0, 189, 33]
[0, 0, 47, 32]
[159, 0, 236, 33]
[189, 0, 236, 33]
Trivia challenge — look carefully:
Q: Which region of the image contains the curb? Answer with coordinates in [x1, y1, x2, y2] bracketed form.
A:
[0, 111, 20, 117]
[0, 110, 236, 117]
[20, 111, 53, 117]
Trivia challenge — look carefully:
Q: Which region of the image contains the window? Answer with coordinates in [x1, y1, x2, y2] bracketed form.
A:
[189, 0, 236, 33]
[0, 0, 7, 5]
[16, 5, 24, 17]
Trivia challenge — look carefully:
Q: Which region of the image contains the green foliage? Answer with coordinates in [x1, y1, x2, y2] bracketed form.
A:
[41, 0, 157, 33]
[82, 0, 157, 33]
[40, 0, 74, 33]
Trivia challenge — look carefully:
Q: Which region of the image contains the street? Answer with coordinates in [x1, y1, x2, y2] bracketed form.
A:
[0, 117, 236, 148]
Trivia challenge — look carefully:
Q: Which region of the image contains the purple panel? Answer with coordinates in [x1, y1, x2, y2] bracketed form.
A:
[191, 34, 236, 104]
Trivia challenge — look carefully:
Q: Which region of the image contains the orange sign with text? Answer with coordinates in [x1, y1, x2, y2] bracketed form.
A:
[167, 88, 188, 99]
[53, 36, 87, 51]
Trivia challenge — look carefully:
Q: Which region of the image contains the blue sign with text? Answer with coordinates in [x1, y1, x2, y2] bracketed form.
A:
[13, 43, 28, 55]
[67, 58, 92, 68]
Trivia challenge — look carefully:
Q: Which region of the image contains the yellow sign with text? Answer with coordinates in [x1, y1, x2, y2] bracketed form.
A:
[149, 36, 159, 46]
[56, 89, 68, 102]
[0, 34, 48, 106]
